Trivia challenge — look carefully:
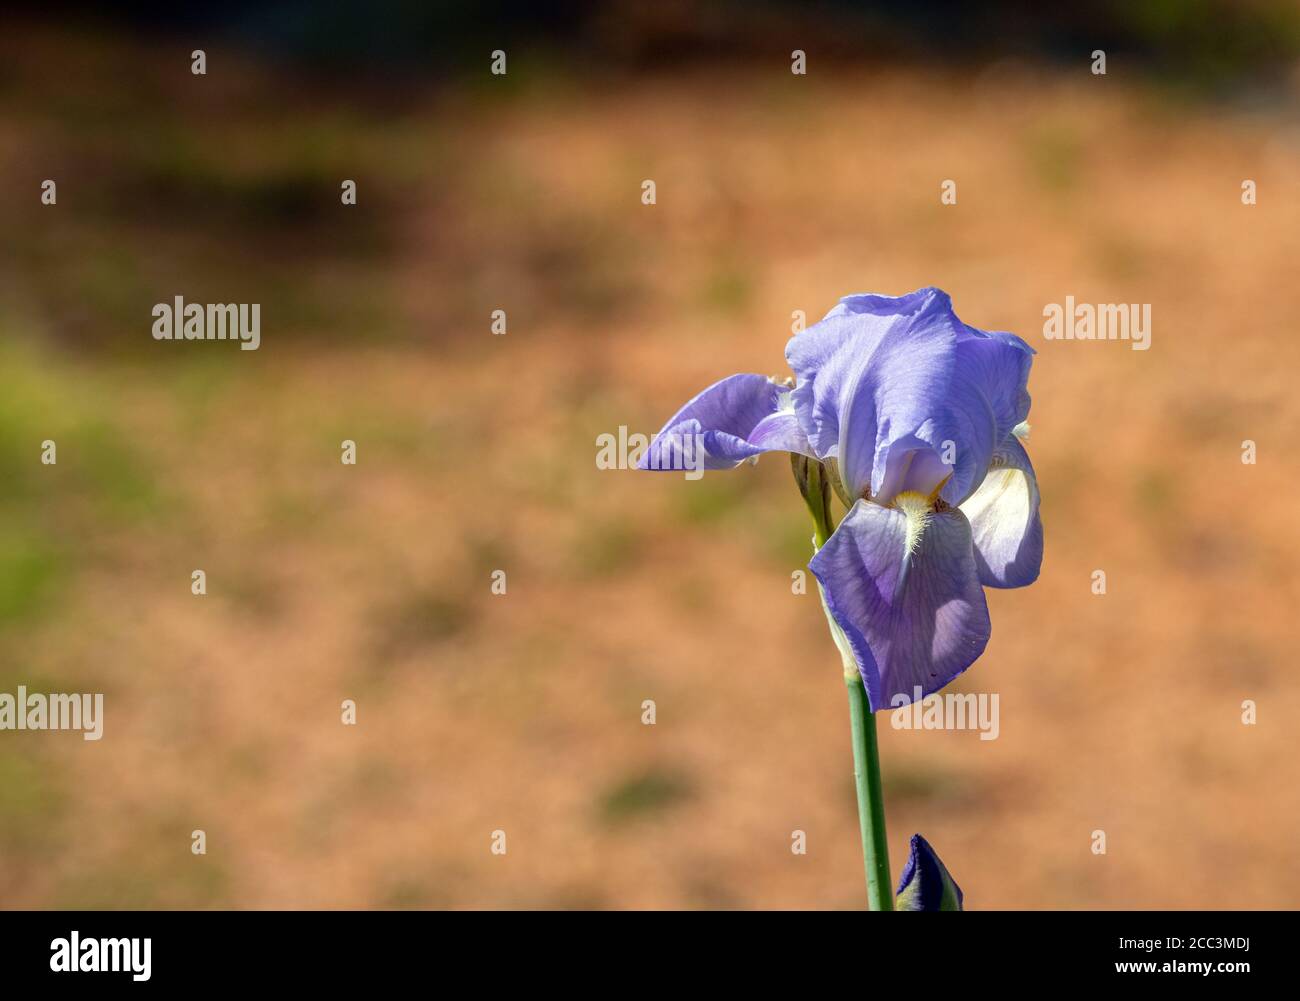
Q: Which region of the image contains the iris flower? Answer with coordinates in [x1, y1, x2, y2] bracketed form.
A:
[639, 287, 1041, 711]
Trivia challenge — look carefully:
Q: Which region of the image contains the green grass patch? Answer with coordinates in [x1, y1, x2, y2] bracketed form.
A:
[599, 766, 694, 824]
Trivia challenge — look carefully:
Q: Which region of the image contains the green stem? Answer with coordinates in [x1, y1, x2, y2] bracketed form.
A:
[846, 672, 893, 910]
[791, 454, 893, 910]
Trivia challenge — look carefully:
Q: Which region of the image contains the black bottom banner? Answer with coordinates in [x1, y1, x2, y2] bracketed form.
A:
[0, 910, 1281, 988]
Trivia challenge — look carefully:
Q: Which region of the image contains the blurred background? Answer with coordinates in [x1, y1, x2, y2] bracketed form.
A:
[2, 1, 1298, 908]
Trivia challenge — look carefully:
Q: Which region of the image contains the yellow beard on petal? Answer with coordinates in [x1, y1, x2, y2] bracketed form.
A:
[892, 491, 933, 555]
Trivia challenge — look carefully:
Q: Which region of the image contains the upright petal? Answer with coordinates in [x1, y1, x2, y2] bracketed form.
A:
[637, 373, 811, 472]
[809, 499, 990, 709]
[785, 289, 957, 500]
[955, 324, 1034, 448]
[896, 834, 965, 911]
[959, 434, 1042, 588]
[785, 288, 1034, 508]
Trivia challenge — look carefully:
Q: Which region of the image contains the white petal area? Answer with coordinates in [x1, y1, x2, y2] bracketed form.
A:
[958, 436, 1042, 588]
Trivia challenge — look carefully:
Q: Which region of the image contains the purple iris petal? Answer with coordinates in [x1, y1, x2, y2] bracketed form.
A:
[808, 500, 990, 709]
[785, 288, 1033, 507]
[785, 290, 955, 501]
[955, 324, 1034, 454]
[960, 434, 1043, 588]
[637, 372, 811, 472]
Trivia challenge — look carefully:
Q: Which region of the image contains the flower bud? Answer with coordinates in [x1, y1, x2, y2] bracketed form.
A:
[895, 834, 964, 911]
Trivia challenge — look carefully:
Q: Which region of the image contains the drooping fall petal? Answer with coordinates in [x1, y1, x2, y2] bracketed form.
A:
[809, 498, 990, 709]
[637, 373, 811, 472]
[959, 434, 1043, 588]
